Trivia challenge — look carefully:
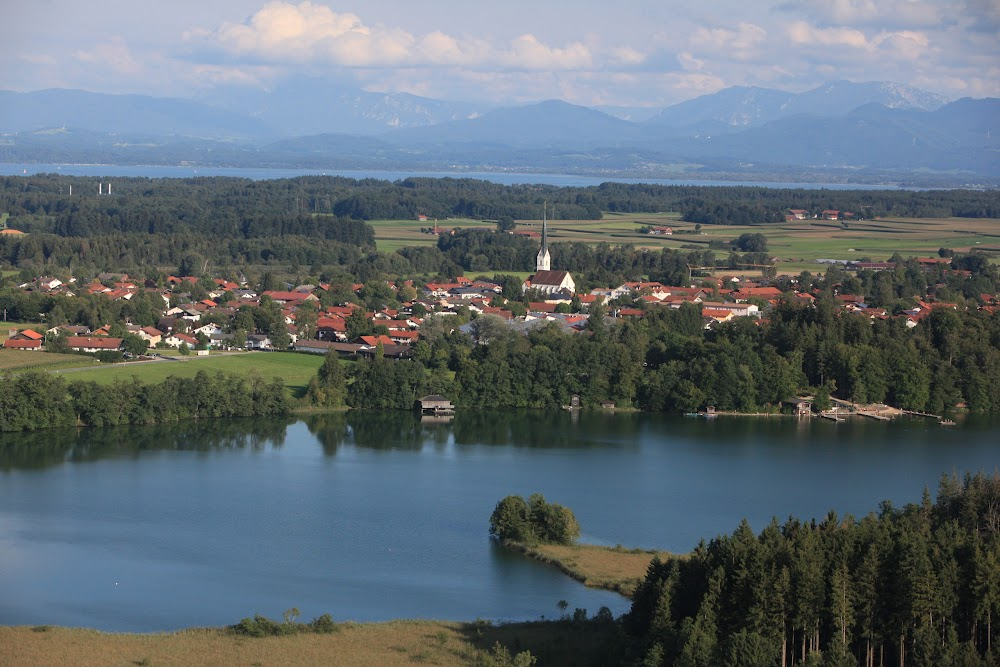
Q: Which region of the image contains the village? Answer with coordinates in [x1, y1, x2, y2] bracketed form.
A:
[5, 258, 996, 362]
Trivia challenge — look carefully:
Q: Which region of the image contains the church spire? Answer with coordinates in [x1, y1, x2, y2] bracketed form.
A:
[536, 201, 551, 271]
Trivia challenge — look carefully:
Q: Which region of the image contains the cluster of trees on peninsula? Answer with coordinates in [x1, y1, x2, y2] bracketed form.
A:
[489, 493, 581, 546]
[626, 472, 1000, 667]
[0, 370, 288, 431]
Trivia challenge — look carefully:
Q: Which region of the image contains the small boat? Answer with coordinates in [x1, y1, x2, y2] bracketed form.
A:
[939, 419, 956, 426]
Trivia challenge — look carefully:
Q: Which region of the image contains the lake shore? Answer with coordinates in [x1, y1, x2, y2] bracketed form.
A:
[501, 541, 674, 598]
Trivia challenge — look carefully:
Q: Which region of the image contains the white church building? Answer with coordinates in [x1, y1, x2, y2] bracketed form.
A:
[523, 205, 576, 295]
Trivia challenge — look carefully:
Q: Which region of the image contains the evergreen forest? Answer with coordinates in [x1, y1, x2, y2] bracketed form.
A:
[626, 472, 1000, 667]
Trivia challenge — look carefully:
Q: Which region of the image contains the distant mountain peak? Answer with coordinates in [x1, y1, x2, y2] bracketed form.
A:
[645, 80, 950, 132]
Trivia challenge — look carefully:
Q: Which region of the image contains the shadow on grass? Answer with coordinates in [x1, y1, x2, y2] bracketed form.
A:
[457, 616, 630, 667]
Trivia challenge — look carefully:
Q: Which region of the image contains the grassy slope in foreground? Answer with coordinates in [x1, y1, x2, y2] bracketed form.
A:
[1, 617, 623, 667]
[505, 542, 674, 598]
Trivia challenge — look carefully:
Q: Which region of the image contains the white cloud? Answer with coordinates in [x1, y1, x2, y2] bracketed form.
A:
[787, 21, 869, 48]
[500, 34, 592, 70]
[781, 0, 948, 28]
[193, 1, 600, 72]
[690, 22, 768, 61]
[17, 54, 57, 67]
[610, 46, 646, 66]
[73, 37, 142, 75]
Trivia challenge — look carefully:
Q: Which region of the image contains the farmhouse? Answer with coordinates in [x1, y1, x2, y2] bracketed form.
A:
[3, 328, 44, 350]
[66, 336, 123, 353]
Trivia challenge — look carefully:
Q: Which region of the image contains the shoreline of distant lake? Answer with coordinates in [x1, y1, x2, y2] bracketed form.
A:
[0, 162, 938, 190]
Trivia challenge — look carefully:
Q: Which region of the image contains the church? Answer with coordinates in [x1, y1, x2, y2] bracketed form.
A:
[523, 206, 576, 296]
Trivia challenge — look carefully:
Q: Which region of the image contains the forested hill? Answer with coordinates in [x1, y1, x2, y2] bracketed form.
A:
[627, 472, 1000, 667]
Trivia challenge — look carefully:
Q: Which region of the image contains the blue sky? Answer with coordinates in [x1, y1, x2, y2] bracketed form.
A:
[3, 0, 998, 106]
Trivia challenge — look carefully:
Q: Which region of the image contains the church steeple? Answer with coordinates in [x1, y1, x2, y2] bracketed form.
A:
[536, 201, 551, 271]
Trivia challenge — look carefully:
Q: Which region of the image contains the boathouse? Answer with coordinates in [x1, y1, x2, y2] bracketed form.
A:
[416, 395, 455, 415]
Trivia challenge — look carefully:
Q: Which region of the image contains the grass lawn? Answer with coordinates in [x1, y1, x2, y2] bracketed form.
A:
[59, 352, 324, 399]
[0, 349, 101, 373]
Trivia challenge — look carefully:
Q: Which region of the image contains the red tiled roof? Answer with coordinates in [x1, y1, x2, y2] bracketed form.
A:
[3, 339, 42, 349]
[67, 336, 123, 349]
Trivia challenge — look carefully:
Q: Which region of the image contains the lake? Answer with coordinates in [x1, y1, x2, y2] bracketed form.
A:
[0, 411, 997, 632]
[0, 162, 920, 190]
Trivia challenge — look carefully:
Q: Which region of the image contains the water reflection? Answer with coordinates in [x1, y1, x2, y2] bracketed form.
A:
[301, 409, 644, 454]
[0, 417, 293, 471]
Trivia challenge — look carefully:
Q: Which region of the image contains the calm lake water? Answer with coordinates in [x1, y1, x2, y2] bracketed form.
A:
[0, 162, 918, 189]
[0, 411, 997, 632]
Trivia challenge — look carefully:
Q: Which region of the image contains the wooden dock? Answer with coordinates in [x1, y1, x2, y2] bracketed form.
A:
[902, 410, 942, 419]
[820, 413, 844, 422]
[856, 411, 892, 421]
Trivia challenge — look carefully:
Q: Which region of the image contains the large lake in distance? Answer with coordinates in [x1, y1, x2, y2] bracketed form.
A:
[0, 163, 922, 190]
[1, 411, 997, 632]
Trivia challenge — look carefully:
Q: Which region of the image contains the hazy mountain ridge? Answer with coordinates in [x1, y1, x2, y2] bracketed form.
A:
[645, 80, 950, 131]
[1, 82, 996, 184]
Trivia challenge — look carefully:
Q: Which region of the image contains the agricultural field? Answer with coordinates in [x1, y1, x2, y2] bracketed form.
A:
[369, 217, 491, 253]
[0, 349, 100, 373]
[56, 352, 325, 399]
[373, 212, 999, 277]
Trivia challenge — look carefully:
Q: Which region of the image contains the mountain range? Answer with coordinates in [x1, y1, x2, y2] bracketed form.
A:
[1, 80, 996, 185]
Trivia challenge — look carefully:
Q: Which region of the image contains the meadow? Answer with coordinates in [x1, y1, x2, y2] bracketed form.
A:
[0, 348, 100, 373]
[510, 542, 674, 597]
[0, 616, 622, 667]
[372, 212, 1000, 276]
[56, 352, 325, 399]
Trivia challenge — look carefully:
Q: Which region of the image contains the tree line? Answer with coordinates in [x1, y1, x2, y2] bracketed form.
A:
[333, 278, 1000, 415]
[4, 176, 997, 239]
[626, 472, 1000, 667]
[0, 370, 288, 431]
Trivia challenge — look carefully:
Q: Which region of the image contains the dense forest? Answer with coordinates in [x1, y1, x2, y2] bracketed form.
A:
[626, 472, 1000, 667]
[1, 175, 998, 280]
[3, 174, 998, 234]
[0, 370, 288, 431]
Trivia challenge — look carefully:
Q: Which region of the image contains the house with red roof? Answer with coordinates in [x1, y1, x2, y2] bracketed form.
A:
[3, 338, 42, 350]
[66, 337, 124, 353]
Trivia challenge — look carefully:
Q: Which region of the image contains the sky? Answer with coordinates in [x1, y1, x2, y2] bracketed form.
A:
[3, 0, 998, 107]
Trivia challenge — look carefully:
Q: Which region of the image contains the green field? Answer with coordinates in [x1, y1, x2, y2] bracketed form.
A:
[0, 212, 9, 228]
[0, 349, 100, 373]
[370, 217, 491, 253]
[60, 352, 325, 398]
[373, 212, 1000, 276]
